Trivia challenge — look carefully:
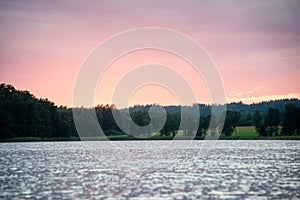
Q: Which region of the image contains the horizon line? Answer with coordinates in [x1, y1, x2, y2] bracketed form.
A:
[1, 82, 299, 109]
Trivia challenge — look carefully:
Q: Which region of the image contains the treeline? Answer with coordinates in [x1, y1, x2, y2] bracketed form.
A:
[158, 110, 241, 137]
[129, 99, 300, 120]
[1, 83, 300, 139]
[0, 84, 73, 138]
[252, 105, 300, 136]
[0, 84, 126, 138]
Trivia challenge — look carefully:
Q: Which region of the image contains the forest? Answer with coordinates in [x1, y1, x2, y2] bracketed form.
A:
[1, 83, 300, 139]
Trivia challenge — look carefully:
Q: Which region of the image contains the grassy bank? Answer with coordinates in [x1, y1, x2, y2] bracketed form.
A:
[1, 126, 300, 142]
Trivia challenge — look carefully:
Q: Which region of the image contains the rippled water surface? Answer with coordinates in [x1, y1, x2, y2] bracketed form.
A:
[0, 141, 299, 199]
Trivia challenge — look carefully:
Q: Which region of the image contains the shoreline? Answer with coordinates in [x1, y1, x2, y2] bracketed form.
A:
[1, 135, 300, 142]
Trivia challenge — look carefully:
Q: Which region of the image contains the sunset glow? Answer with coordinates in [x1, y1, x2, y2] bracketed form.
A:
[0, 0, 299, 107]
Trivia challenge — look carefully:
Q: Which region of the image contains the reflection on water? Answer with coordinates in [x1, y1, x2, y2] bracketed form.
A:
[0, 141, 299, 199]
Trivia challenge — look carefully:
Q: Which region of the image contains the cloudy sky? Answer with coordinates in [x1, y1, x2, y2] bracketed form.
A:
[0, 0, 299, 107]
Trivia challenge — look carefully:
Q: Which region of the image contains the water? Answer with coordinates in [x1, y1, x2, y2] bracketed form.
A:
[0, 141, 299, 199]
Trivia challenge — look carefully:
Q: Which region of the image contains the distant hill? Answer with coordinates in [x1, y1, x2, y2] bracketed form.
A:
[226, 99, 300, 114]
[127, 99, 300, 117]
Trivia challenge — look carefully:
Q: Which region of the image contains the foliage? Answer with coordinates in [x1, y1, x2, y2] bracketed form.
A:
[222, 111, 241, 136]
[1, 83, 300, 139]
[0, 84, 71, 138]
[282, 104, 300, 135]
[252, 107, 281, 136]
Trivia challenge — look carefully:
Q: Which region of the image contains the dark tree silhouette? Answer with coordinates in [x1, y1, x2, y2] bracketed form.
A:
[266, 107, 279, 136]
[252, 110, 267, 136]
[222, 111, 241, 136]
[1, 83, 300, 139]
[282, 104, 300, 135]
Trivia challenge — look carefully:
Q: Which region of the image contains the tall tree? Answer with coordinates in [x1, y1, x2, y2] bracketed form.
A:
[282, 104, 300, 135]
[196, 116, 209, 137]
[266, 107, 280, 136]
[222, 111, 241, 136]
[252, 110, 267, 136]
[160, 113, 180, 137]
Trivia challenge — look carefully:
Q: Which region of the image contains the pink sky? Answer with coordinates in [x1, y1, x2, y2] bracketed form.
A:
[0, 0, 300, 107]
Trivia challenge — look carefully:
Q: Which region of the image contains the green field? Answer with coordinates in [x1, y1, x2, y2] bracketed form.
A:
[234, 126, 259, 139]
[2, 126, 300, 142]
[231, 126, 300, 140]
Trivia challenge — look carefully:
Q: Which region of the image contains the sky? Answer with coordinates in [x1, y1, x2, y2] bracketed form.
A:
[0, 0, 300, 107]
